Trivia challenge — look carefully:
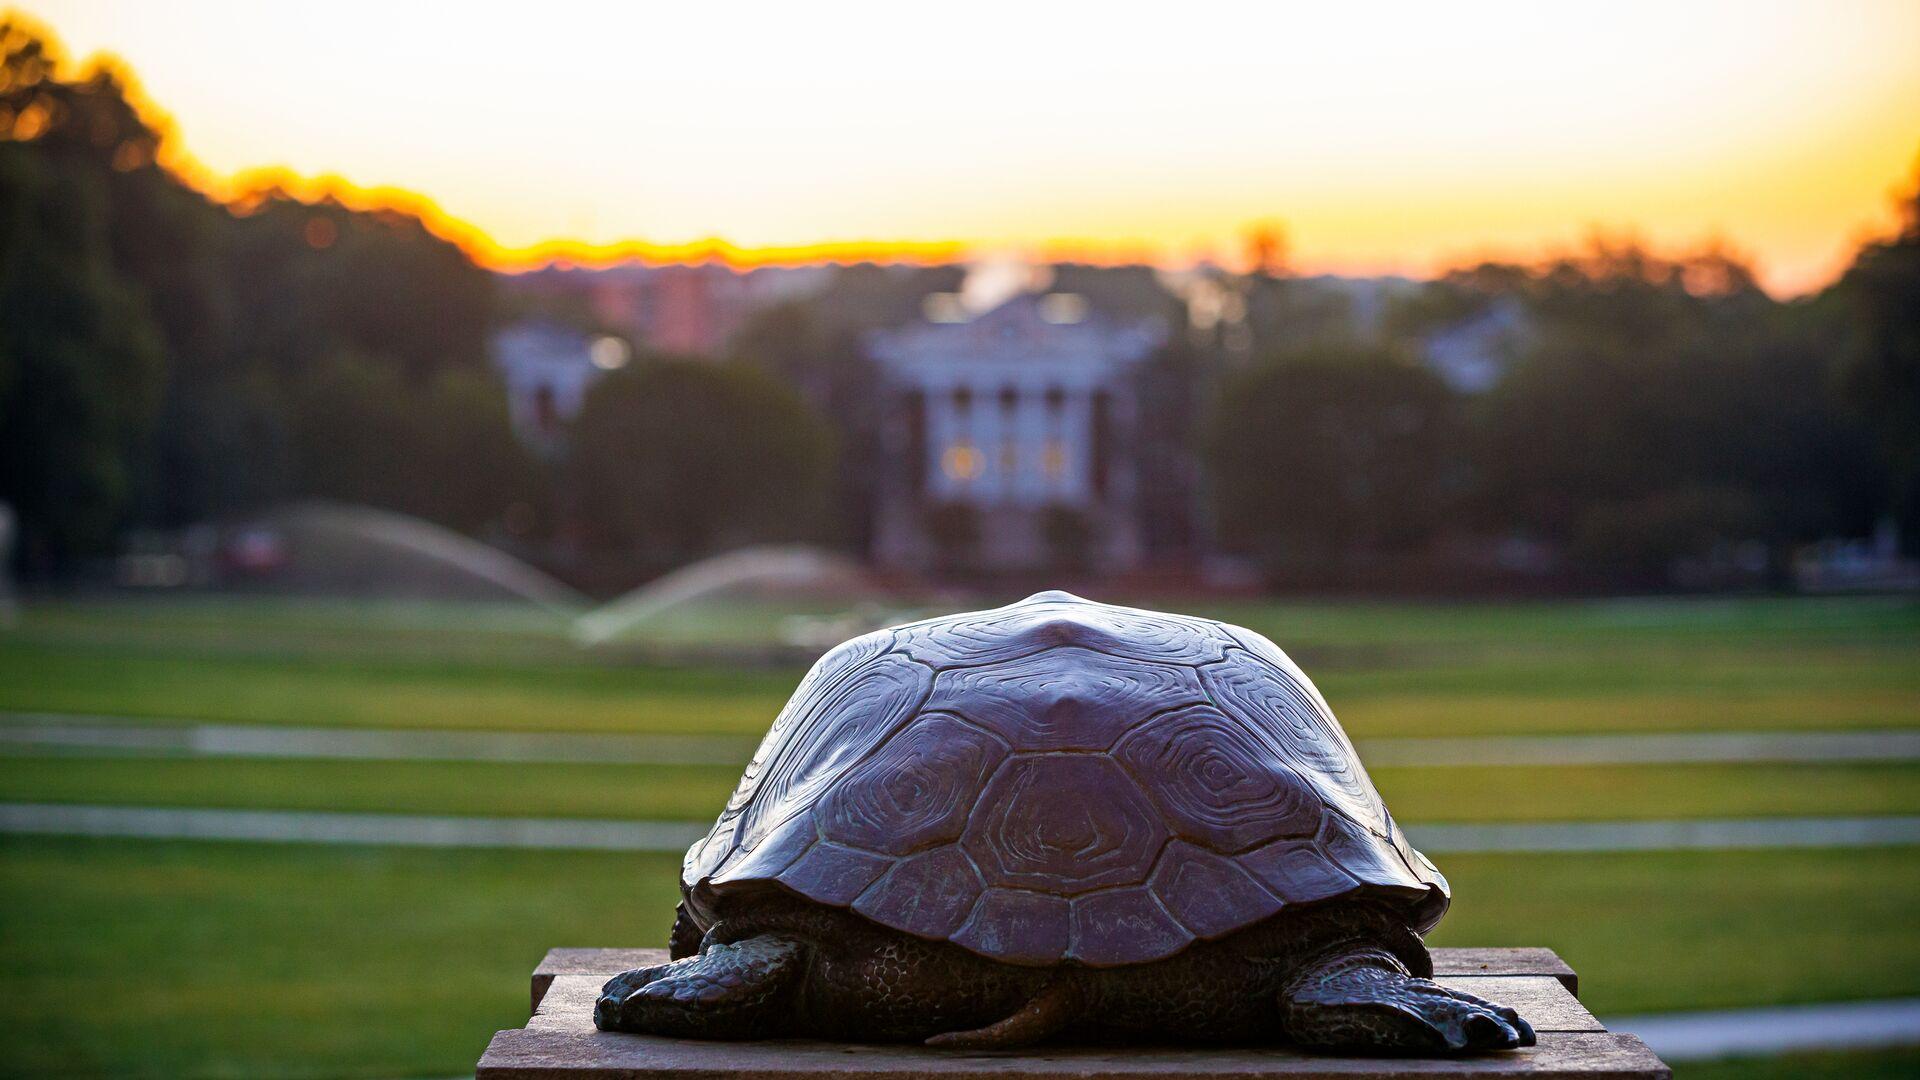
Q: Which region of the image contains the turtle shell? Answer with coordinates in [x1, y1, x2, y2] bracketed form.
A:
[682, 591, 1447, 968]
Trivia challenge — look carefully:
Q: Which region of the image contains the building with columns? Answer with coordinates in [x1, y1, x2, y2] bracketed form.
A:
[868, 292, 1167, 574]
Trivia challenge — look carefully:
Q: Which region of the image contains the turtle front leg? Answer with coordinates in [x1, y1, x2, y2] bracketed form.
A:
[1279, 947, 1535, 1053]
[668, 900, 705, 959]
[594, 934, 809, 1038]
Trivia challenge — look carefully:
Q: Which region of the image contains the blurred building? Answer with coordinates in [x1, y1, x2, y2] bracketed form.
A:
[490, 318, 629, 453]
[868, 293, 1167, 574]
[579, 263, 832, 356]
[1421, 297, 1529, 393]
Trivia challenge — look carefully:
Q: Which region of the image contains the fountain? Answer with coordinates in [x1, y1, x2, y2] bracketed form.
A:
[571, 545, 897, 648]
[237, 501, 585, 615]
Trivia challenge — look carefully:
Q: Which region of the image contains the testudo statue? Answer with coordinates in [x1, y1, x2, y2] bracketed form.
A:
[595, 592, 1532, 1053]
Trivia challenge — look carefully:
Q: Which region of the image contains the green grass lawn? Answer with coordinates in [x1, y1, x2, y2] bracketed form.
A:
[1429, 848, 1920, 1014]
[1676, 1046, 1920, 1080]
[3, 596, 1916, 737]
[0, 838, 1914, 1079]
[0, 594, 1915, 1078]
[0, 638, 800, 734]
[4, 755, 1919, 824]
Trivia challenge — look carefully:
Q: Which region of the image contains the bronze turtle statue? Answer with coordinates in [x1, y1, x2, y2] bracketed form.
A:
[595, 592, 1532, 1053]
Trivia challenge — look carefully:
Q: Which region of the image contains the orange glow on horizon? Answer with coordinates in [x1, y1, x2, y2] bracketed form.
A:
[11, 3, 1920, 290]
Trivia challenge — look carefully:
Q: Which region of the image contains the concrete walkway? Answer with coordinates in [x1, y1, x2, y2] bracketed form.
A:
[5, 711, 1918, 768]
[4, 802, 1917, 854]
[1608, 997, 1920, 1061]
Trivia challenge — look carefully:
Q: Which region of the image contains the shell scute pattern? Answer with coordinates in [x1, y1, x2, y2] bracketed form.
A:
[927, 647, 1205, 750]
[683, 628, 894, 882]
[735, 654, 931, 851]
[1237, 837, 1357, 905]
[687, 592, 1449, 967]
[1199, 647, 1391, 836]
[776, 842, 893, 905]
[951, 888, 1073, 965]
[895, 592, 1237, 668]
[1068, 886, 1193, 965]
[962, 755, 1166, 895]
[708, 812, 814, 887]
[852, 846, 984, 939]
[1114, 704, 1321, 853]
[1148, 840, 1284, 939]
[817, 713, 1008, 854]
[1321, 812, 1427, 892]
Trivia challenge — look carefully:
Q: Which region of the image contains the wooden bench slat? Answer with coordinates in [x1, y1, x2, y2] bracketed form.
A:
[497, 948, 1663, 1079]
[479, 1026, 1668, 1079]
[1429, 949, 1578, 994]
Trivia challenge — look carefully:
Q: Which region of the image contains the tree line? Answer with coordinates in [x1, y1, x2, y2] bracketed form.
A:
[3, 19, 1914, 592]
[1207, 222, 1917, 589]
[0, 22, 834, 585]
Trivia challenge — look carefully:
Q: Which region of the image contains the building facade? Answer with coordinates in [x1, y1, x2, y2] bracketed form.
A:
[869, 293, 1166, 574]
[489, 318, 629, 453]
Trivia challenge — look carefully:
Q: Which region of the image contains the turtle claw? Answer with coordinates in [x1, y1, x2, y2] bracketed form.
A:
[1422, 992, 1535, 1051]
[599, 964, 677, 1001]
[593, 935, 808, 1038]
[1283, 962, 1535, 1054]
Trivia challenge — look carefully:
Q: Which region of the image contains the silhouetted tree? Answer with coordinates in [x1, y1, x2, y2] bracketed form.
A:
[1470, 241, 1879, 582]
[1832, 173, 1920, 549]
[1207, 347, 1458, 578]
[567, 359, 835, 570]
[290, 356, 535, 534]
[0, 140, 164, 566]
[1, 19, 518, 569]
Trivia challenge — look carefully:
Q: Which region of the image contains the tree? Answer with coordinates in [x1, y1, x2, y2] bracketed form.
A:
[1041, 505, 1095, 574]
[0, 141, 164, 567]
[567, 359, 835, 571]
[290, 355, 536, 534]
[1833, 171, 1920, 549]
[921, 501, 980, 576]
[1207, 347, 1458, 578]
[732, 294, 891, 553]
[1470, 240, 1879, 582]
[0, 18, 524, 563]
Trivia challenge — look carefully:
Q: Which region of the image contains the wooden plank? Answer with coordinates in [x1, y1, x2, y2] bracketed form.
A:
[478, 1026, 1668, 1079]
[1437, 978, 1599, 1033]
[532, 948, 1579, 1012]
[535, 949, 668, 1012]
[1430, 950, 1578, 995]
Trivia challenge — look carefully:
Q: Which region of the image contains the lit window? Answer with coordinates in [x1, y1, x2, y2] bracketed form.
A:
[1039, 293, 1089, 324]
[923, 294, 968, 323]
[1042, 441, 1068, 479]
[942, 443, 984, 482]
[590, 336, 631, 370]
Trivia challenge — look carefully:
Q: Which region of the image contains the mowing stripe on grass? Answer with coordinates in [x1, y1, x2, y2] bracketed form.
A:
[1362, 730, 1920, 766]
[3, 803, 1918, 852]
[7, 711, 1920, 767]
[0, 803, 709, 851]
[1411, 816, 1920, 853]
[0, 712, 757, 764]
[1608, 998, 1920, 1061]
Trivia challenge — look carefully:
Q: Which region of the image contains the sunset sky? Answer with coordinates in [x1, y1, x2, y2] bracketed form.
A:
[18, 1, 1920, 293]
